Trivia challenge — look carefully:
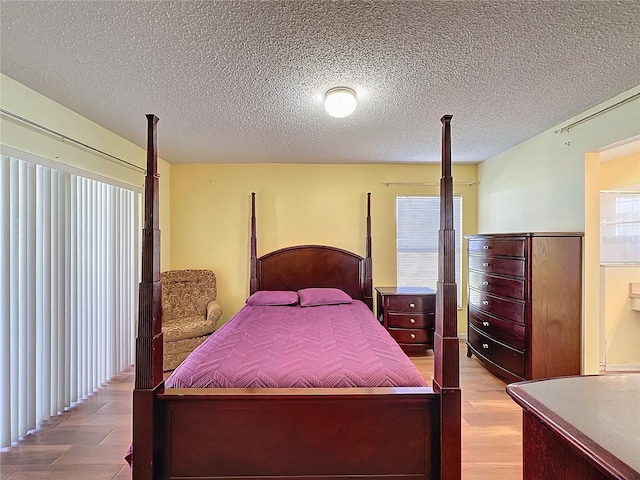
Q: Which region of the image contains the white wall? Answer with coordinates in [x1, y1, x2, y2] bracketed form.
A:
[478, 85, 640, 233]
[477, 84, 640, 375]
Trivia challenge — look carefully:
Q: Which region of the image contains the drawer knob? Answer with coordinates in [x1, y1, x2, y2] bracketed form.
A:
[482, 343, 489, 349]
[482, 281, 489, 285]
[482, 300, 489, 305]
[410, 333, 416, 339]
[409, 303, 415, 308]
[482, 245, 490, 250]
[410, 318, 416, 324]
[482, 321, 489, 327]
[482, 262, 489, 267]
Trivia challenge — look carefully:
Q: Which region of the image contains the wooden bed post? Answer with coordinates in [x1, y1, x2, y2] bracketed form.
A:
[250, 192, 258, 294]
[132, 114, 164, 480]
[434, 114, 462, 479]
[364, 192, 373, 310]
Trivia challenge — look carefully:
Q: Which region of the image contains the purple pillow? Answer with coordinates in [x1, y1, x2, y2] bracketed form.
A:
[246, 290, 299, 306]
[298, 288, 353, 307]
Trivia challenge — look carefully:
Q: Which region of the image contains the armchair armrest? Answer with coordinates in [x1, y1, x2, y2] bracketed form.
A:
[206, 300, 223, 330]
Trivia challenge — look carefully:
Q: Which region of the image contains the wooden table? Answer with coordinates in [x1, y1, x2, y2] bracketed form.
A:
[507, 375, 640, 480]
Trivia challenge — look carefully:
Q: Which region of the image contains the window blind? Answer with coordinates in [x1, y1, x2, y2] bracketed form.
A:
[0, 153, 140, 447]
[396, 195, 462, 307]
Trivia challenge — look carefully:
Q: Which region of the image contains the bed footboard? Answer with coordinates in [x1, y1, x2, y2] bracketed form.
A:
[155, 388, 440, 480]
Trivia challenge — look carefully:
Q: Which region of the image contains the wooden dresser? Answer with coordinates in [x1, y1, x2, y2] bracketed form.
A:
[465, 233, 583, 382]
[375, 287, 436, 356]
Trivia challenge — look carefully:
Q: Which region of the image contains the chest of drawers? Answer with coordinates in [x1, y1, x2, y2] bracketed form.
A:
[465, 233, 583, 382]
[375, 287, 436, 356]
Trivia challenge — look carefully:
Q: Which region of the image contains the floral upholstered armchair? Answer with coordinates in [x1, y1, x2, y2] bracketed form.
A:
[160, 269, 222, 371]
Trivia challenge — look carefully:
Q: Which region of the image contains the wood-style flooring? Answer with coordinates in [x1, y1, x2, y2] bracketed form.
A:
[1, 340, 522, 479]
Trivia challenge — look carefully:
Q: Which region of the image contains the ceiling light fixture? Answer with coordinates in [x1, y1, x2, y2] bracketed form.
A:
[324, 87, 357, 118]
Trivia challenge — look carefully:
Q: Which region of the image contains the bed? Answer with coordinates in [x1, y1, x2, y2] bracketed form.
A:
[165, 295, 429, 390]
[132, 115, 461, 479]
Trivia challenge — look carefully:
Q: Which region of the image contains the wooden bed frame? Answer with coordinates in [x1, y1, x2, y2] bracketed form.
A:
[132, 115, 461, 479]
[249, 192, 374, 309]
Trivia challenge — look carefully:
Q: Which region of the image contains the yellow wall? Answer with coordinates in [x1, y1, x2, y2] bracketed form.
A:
[600, 266, 640, 369]
[599, 150, 640, 369]
[169, 163, 477, 331]
[584, 152, 601, 374]
[600, 151, 640, 189]
[0, 74, 171, 269]
[0, 73, 477, 336]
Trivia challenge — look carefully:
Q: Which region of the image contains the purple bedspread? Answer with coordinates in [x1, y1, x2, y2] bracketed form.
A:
[166, 300, 427, 388]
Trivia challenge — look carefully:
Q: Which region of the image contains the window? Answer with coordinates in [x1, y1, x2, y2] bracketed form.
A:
[396, 195, 463, 307]
[600, 190, 640, 264]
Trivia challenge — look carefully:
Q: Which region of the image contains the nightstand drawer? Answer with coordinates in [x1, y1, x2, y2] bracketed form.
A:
[468, 271, 525, 301]
[388, 328, 428, 345]
[468, 238, 525, 258]
[386, 295, 433, 313]
[387, 312, 433, 329]
[469, 255, 525, 277]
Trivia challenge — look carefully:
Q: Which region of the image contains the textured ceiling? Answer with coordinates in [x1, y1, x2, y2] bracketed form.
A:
[1, 1, 639, 165]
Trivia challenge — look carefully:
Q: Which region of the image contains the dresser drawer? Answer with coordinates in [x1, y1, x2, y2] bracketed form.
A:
[468, 271, 525, 301]
[468, 325, 525, 378]
[468, 238, 525, 258]
[468, 287, 525, 323]
[388, 328, 428, 344]
[386, 295, 434, 313]
[469, 255, 525, 277]
[387, 312, 433, 329]
[468, 307, 525, 350]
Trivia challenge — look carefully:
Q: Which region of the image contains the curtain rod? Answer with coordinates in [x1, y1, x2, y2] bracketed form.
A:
[600, 189, 640, 194]
[384, 181, 475, 187]
[554, 91, 640, 134]
[0, 108, 145, 173]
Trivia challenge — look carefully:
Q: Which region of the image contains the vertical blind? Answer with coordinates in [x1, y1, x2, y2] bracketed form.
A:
[396, 195, 463, 306]
[0, 153, 140, 447]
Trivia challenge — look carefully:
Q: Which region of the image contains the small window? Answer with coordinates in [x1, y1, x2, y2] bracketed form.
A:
[396, 195, 463, 307]
[600, 190, 640, 264]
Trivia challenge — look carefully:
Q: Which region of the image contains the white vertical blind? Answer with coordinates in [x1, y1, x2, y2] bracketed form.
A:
[0, 156, 10, 447]
[396, 195, 463, 307]
[0, 153, 140, 447]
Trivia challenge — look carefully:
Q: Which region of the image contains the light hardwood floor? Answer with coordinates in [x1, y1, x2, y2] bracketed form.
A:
[1, 340, 522, 479]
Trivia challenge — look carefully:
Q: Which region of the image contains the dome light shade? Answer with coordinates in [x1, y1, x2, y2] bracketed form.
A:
[324, 87, 357, 118]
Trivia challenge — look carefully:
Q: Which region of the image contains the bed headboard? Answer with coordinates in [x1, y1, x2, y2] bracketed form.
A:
[249, 192, 373, 310]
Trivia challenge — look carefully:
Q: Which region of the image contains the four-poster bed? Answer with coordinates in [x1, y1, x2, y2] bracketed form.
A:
[131, 114, 461, 479]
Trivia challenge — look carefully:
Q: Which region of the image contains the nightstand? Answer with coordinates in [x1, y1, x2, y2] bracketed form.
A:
[375, 287, 436, 356]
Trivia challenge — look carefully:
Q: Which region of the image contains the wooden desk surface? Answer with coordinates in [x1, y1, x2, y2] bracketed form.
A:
[507, 374, 640, 478]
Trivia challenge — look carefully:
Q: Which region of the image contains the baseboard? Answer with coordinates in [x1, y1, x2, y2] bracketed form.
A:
[603, 363, 640, 372]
